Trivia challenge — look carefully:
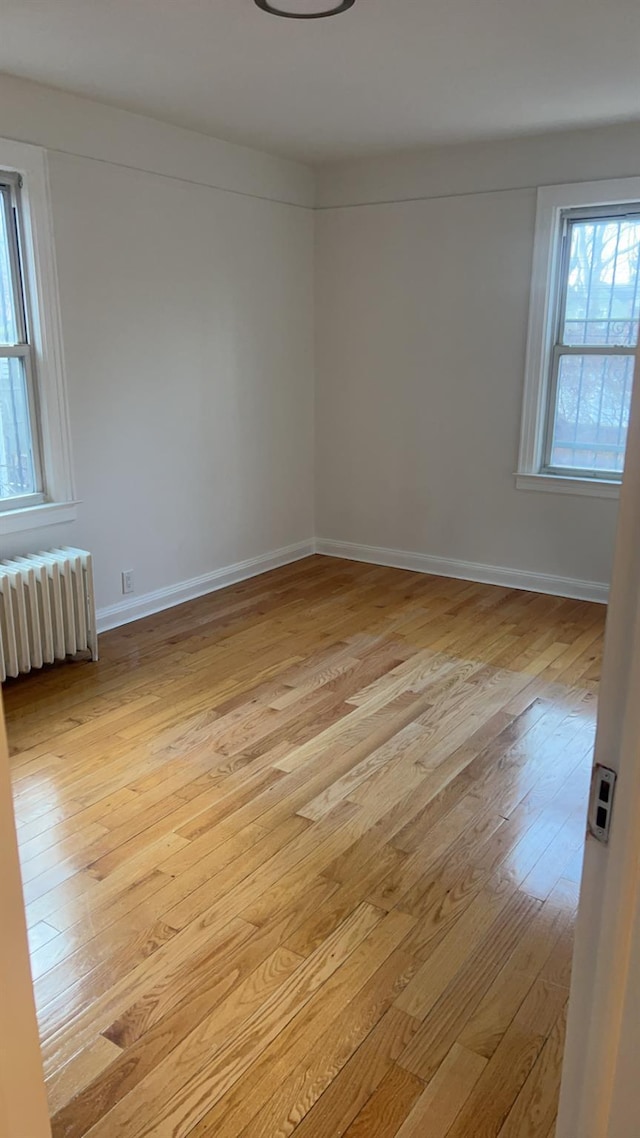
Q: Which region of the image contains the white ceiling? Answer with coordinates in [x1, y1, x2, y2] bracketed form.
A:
[0, 0, 639, 163]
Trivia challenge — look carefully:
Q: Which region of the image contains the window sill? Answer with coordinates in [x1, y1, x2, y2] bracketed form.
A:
[515, 473, 621, 499]
[0, 500, 79, 535]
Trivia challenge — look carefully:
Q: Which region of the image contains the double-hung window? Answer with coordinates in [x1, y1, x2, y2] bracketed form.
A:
[0, 138, 75, 534]
[0, 172, 42, 508]
[518, 179, 640, 497]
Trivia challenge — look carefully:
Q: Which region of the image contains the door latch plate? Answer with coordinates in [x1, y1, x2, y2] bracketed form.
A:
[588, 764, 617, 844]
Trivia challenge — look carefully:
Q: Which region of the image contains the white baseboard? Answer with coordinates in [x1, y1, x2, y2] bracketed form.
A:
[315, 538, 609, 604]
[96, 534, 608, 633]
[96, 540, 316, 633]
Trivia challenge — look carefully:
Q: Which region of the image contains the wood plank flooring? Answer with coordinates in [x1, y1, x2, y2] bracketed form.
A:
[3, 556, 605, 1137]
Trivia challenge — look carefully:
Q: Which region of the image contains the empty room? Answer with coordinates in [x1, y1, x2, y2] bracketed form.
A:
[1, 2, 639, 1136]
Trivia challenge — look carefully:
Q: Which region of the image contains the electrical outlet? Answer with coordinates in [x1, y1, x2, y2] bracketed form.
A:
[121, 569, 135, 595]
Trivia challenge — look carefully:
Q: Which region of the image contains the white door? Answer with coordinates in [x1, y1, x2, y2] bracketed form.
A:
[556, 343, 640, 1138]
[607, 897, 640, 1135]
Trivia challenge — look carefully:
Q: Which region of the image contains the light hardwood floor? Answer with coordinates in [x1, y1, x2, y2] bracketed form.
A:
[4, 556, 605, 1138]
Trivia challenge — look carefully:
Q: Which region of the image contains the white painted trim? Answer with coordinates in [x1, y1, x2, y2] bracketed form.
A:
[0, 499, 78, 535]
[518, 176, 640, 483]
[515, 472, 620, 499]
[534, 177, 640, 214]
[96, 540, 316, 632]
[315, 538, 609, 603]
[518, 185, 564, 476]
[96, 534, 608, 634]
[0, 137, 76, 519]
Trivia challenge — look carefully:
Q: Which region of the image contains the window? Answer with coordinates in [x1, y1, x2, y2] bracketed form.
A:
[518, 178, 640, 498]
[547, 208, 638, 477]
[0, 172, 42, 508]
[0, 139, 75, 534]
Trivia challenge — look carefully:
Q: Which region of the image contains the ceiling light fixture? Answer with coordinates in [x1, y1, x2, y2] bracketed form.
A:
[254, 0, 356, 19]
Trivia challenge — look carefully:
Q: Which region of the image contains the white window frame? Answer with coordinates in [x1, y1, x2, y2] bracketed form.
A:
[0, 137, 76, 534]
[517, 177, 640, 499]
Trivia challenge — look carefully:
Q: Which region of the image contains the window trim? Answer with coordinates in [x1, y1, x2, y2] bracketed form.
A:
[0, 137, 76, 534]
[517, 177, 640, 499]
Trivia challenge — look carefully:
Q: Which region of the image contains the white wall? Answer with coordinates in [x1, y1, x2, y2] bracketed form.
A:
[0, 74, 314, 208]
[316, 120, 640, 208]
[1, 78, 637, 614]
[314, 123, 640, 594]
[0, 77, 315, 617]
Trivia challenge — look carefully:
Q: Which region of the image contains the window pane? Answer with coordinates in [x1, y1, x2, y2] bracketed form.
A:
[0, 356, 37, 498]
[0, 192, 19, 345]
[550, 353, 633, 473]
[563, 218, 640, 347]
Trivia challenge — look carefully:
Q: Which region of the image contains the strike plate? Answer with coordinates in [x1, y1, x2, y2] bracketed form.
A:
[588, 764, 617, 844]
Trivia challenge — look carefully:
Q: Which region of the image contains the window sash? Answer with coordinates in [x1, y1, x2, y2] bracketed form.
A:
[0, 181, 27, 347]
[0, 346, 45, 505]
[542, 346, 636, 480]
[558, 210, 640, 351]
